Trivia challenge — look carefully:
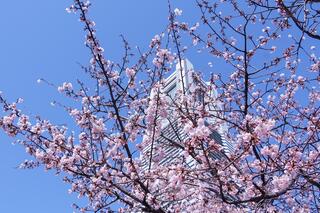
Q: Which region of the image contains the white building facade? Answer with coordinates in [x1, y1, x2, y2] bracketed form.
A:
[141, 59, 233, 170]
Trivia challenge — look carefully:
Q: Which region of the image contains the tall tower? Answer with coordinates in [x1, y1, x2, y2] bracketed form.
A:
[141, 59, 233, 170]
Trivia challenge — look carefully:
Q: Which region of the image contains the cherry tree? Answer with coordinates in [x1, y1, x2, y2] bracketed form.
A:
[1, 0, 320, 212]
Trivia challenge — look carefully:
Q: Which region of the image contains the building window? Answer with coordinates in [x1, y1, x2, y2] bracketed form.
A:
[166, 83, 177, 100]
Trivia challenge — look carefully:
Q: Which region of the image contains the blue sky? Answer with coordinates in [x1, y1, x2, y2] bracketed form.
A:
[0, 1, 198, 212]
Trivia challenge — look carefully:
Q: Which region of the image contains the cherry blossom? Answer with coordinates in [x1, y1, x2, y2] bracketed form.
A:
[0, 0, 319, 212]
[174, 8, 182, 16]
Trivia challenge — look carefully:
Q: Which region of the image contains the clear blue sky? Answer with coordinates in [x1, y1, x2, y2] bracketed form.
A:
[0, 1, 199, 212]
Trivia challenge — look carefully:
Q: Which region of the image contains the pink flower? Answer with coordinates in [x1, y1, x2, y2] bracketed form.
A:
[153, 49, 175, 68]
[311, 61, 320, 72]
[253, 118, 275, 139]
[271, 174, 291, 192]
[297, 76, 305, 85]
[262, 26, 270, 33]
[270, 46, 276, 53]
[125, 68, 136, 78]
[150, 34, 161, 48]
[174, 8, 183, 16]
[2, 115, 15, 125]
[58, 82, 73, 92]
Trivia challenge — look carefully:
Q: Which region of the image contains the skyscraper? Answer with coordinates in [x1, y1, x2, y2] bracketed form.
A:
[141, 59, 233, 170]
